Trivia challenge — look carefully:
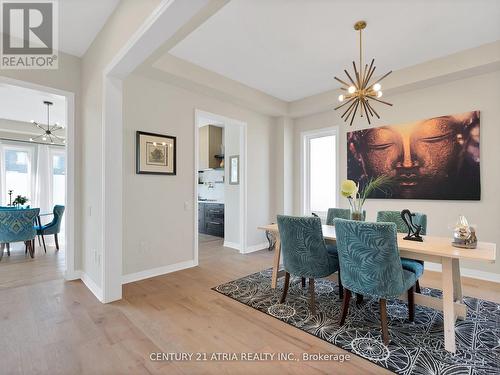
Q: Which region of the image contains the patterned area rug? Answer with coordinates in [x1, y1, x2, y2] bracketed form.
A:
[213, 269, 500, 374]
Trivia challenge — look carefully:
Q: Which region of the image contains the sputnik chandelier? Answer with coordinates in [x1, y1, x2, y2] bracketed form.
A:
[334, 20, 393, 125]
[30, 101, 65, 145]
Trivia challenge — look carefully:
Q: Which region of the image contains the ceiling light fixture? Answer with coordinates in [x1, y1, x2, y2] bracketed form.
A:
[334, 21, 393, 125]
[30, 101, 65, 145]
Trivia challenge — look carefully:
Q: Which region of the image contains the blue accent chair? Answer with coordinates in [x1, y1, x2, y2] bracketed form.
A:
[377, 210, 427, 293]
[36, 205, 65, 253]
[277, 215, 342, 314]
[334, 219, 417, 344]
[0, 208, 39, 260]
[326, 208, 366, 224]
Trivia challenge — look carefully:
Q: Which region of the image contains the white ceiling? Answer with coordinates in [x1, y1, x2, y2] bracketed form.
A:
[59, 0, 120, 57]
[0, 84, 66, 126]
[170, 0, 500, 101]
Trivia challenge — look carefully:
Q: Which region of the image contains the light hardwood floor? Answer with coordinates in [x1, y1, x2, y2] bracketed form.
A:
[0, 238, 498, 374]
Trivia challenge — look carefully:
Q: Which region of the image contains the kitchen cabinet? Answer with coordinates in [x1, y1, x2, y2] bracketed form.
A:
[198, 202, 224, 237]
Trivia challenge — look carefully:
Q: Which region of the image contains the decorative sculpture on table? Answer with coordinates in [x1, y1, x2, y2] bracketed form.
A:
[452, 215, 477, 249]
[401, 209, 423, 242]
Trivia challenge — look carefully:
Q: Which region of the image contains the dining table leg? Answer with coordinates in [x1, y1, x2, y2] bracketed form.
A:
[452, 259, 463, 304]
[442, 257, 457, 353]
[271, 233, 281, 289]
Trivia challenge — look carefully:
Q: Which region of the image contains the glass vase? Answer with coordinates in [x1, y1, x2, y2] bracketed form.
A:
[350, 210, 363, 221]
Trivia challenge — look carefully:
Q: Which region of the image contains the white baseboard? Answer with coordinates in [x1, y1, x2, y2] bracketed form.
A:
[64, 269, 82, 281]
[122, 259, 197, 284]
[80, 272, 104, 302]
[223, 241, 242, 251]
[243, 242, 269, 254]
[425, 262, 500, 283]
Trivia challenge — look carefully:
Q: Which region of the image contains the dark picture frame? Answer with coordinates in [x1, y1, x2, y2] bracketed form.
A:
[136, 131, 176, 175]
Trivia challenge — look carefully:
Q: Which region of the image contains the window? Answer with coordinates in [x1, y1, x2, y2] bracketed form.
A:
[51, 150, 66, 206]
[301, 128, 338, 216]
[1, 145, 34, 205]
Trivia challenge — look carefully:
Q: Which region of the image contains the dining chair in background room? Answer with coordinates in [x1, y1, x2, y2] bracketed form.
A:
[277, 215, 342, 314]
[334, 218, 418, 345]
[36, 205, 65, 253]
[0, 208, 40, 260]
[377, 210, 427, 292]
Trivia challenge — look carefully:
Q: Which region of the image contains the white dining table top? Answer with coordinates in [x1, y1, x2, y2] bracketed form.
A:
[258, 224, 497, 263]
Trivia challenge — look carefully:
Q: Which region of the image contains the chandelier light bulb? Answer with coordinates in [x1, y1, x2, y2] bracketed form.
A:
[348, 86, 356, 94]
[373, 83, 382, 92]
[30, 120, 35, 123]
[29, 138, 33, 142]
[377, 91, 383, 98]
[338, 94, 345, 102]
[42, 136, 47, 141]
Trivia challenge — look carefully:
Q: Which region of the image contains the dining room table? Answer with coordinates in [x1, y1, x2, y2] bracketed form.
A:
[258, 223, 497, 353]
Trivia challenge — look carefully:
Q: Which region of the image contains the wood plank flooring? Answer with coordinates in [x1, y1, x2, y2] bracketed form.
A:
[0, 238, 498, 374]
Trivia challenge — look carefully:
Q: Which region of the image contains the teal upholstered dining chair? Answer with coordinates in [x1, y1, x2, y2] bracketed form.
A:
[277, 215, 342, 314]
[334, 219, 417, 345]
[376, 210, 427, 293]
[0, 208, 39, 260]
[36, 205, 65, 253]
[326, 208, 366, 225]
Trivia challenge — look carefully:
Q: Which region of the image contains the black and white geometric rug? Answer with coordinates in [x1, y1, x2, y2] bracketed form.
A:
[213, 269, 500, 375]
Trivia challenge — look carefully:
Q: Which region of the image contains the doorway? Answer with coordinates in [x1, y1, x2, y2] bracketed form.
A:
[194, 109, 247, 263]
[0, 77, 76, 286]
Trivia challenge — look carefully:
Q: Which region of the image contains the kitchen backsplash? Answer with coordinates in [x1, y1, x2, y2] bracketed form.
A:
[198, 169, 224, 202]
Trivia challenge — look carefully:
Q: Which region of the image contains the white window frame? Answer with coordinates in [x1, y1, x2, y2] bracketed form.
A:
[0, 143, 35, 206]
[300, 127, 339, 219]
[49, 146, 66, 209]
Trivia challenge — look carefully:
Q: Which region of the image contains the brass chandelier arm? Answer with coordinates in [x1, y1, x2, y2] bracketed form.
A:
[362, 58, 375, 88]
[334, 96, 355, 111]
[370, 70, 393, 87]
[365, 100, 381, 119]
[352, 61, 361, 87]
[349, 101, 360, 126]
[361, 100, 371, 124]
[343, 69, 358, 88]
[367, 95, 393, 107]
[334, 76, 351, 87]
[341, 99, 358, 119]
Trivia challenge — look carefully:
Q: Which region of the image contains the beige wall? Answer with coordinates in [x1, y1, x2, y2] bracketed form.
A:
[293, 69, 500, 277]
[80, 0, 161, 286]
[122, 73, 274, 277]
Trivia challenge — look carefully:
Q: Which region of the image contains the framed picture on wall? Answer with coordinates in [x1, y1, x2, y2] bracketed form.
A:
[229, 155, 239, 185]
[136, 131, 176, 175]
[346, 110, 480, 200]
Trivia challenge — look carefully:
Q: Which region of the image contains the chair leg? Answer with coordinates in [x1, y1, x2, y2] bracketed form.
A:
[356, 293, 364, 305]
[309, 278, 316, 315]
[301, 277, 306, 288]
[6, 243, 10, 256]
[339, 289, 351, 326]
[54, 234, 59, 251]
[41, 234, 47, 253]
[0, 243, 4, 261]
[280, 272, 290, 303]
[379, 299, 390, 345]
[338, 270, 344, 300]
[415, 280, 421, 294]
[408, 285, 415, 322]
[37, 235, 41, 246]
